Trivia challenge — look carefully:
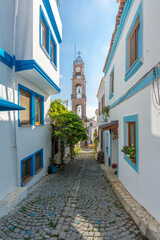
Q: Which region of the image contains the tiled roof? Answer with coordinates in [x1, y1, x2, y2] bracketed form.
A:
[103, 0, 126, 72]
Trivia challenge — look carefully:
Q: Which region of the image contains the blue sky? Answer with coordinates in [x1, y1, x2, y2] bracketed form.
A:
[52, 0, 119, 118]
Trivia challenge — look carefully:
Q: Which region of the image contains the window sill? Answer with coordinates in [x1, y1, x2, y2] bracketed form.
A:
[109, 93, 114, 100]
[124, 154, 138, 172]
[125, 58, 143, 82]
[19, 124, 44, 127]
[23, 176, 34, 186]
[35, 168, 43, 175]
[40, 45, 50, 59]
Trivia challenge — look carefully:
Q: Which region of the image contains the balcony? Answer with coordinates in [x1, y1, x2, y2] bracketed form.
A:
[15, 0, 62, 95]
[98, 114, 106, 125]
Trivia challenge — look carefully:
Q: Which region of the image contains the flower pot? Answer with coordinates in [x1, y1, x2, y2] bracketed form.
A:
[132, 158, 136, 164]
[51, 165, 58, 174]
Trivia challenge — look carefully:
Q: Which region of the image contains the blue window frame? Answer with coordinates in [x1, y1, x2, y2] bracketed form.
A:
[18, 84, 44, 127]
[125, 1, 143, 82]
[123, 114, 138, 172]
[109, 67, 114, 99]
[39, 6, 58, 70]
[35, 149, 43, 174]
[40, 6, 50, 54]
[21, 154, 34, 186]
[50, 32, 57, 68]
[21, 149, 43, 186]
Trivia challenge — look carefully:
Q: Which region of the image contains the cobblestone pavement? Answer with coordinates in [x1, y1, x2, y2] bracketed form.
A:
[0, 149, 145, 240]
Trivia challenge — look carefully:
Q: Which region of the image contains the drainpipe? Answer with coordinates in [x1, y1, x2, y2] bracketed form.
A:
[12, 0, 20, 187]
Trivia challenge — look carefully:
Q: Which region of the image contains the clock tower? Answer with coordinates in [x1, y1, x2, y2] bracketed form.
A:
[71, 52, 87, 121]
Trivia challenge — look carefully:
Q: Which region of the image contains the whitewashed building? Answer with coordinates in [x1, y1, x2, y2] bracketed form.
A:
[98, 0, 160, 224]
[0, 0, 62, 215]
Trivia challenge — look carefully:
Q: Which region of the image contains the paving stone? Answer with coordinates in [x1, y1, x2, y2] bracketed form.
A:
[0, 150, 143, 240]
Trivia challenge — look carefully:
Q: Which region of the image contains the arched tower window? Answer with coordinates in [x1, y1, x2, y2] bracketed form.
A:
[76, 85, 82, 99]
[76, 105, 82, 117]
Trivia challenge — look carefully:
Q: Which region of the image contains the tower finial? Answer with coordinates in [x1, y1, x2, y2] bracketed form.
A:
[77, 51, 82, 57]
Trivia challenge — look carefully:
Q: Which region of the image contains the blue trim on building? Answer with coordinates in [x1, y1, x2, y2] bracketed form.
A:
[21, 149, 44, 186]
[110, 133, 112, 167]
[21, 154, 34, 187]
[125, 1, 143, 81]
[50, 31, 57, 68]
[110, 67, 160, 109]
[16, 60, 61, 93]
[125, 59, 143, 82]
[123, 114, 138, 172]
[0, 48, 13, 68]
[104, 0, 134, 74]
[0, 47, 60, 93]
[18, 84, 44, 127]
[0, 97, 25, 111]
[40, 6, 50, 54]
[109, 67, 114, 99]
[42, 0, 62, 44]
[35, 148, 44, 171]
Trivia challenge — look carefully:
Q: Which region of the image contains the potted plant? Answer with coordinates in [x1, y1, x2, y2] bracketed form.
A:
[51, 156, 58, 174]
[121, 146, 128, 155]
[129, 146, 136, 164]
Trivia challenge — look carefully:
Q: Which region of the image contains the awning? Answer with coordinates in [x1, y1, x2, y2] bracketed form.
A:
[0, 97, 25, 111]
[99, 121, 119, 137]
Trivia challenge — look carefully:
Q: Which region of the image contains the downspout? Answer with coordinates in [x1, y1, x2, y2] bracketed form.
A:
[12, 0, 20, 187]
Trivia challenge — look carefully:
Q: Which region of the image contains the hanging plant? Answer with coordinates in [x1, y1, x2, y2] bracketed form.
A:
[103, 106, 110, 122]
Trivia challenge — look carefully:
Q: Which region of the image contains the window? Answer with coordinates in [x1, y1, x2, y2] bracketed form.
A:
[21, 149, 43, 186]
[77, 105, 82, 118]
[129, 23, 140, 68]
[19, 85, 44, 126]
[123, 115, 138, 172]
[40, 6, 49, 54]
[35, 152, 41, 173]
[76, 85, 82, 99]
[51, 36, 57, 67]
[35, 96, 41, 125]
[41, 18, 47, 50]
[20, 89, 31, 125]
[22, 158, 31, 182]
[101, 95, 105, 113]
[125, 1, 143, 81]
[109, 68, 114, 99]
[128, 122, 136, 147]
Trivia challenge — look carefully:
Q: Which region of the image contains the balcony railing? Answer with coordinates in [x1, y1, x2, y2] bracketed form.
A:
[98, 114, 105, 123]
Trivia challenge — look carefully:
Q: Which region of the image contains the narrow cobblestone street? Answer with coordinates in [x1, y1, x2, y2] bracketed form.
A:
[0, 149, 144, 240]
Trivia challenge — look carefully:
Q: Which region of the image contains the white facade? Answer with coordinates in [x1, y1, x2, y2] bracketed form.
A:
[86, 120, 98, 145]
[0, 0, 62, 202]
[98, 0, 160, 223]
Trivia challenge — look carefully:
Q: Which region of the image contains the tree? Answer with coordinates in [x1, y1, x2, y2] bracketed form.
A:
[48, 99, 88, 162]
[54, 111, 88, 158]
[48, 99, 68, 165]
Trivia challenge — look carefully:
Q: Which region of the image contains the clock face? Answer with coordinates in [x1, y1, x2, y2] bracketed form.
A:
[76, 67, 81, 72]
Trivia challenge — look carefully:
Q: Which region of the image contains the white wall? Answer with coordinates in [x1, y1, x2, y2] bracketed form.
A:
[0, 0, 14, 56]
[102, 0, 160, 223]
[0, 0, 62, 199]
[15, 0, 61, 88]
